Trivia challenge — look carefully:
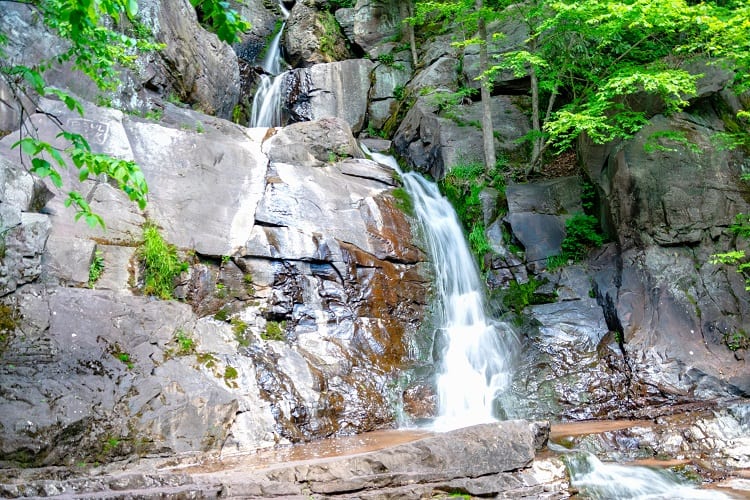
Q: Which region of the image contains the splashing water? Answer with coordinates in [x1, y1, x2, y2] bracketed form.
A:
[566, 452, 732, 499]
[368, 150, 516, 430]
[250, 2, 288, 128]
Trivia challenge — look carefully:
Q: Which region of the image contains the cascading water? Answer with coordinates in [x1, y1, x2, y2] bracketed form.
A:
[565, 452, 732, 499]
[367, 150, 516, 430]
[250, 2, 288, 127]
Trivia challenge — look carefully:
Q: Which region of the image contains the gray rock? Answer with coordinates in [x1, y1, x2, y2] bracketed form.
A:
[393, 96, 530, 179]
[505, 177, 583, 263]
[347, 0, 403, 55]
[285, 3, 350, 67]
[287, 60, 374, 133]
[262, 116, 365, 167]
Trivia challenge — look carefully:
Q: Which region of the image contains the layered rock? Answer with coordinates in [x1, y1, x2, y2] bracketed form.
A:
[394, 95, 530, 179]
[0, 100, 428, 465]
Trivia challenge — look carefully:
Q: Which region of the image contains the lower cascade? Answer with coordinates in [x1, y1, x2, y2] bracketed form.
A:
[565, 452, 732, 499]
[370, 150, 516, 430]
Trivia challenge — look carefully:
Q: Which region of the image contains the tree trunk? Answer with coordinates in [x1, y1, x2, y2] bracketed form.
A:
[476, 0, 496, 171]
[529, 65, 541, 172]
[403, 2, 419, 68]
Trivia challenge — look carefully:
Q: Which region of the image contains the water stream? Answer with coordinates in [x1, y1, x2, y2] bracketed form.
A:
[249, 3, 288, 127]
[368, 151, 516, 430]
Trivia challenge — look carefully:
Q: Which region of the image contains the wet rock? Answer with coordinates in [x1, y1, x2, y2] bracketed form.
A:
[262, 116, 365, 167]
[504, 177, 583, 264]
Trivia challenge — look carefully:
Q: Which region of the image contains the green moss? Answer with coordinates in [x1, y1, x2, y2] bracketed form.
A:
[174, 329, 195, 354]
[390, 187, 414, 216]
[495, 278, 556, 313]
[196, 352, 217, 368]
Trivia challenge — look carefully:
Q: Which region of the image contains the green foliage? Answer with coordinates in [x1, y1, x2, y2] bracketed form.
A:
[12, 131, 148, 229]
[175, 329, 195, 354]
[88, 250, 105, 287]
[223, 365, 238, 387]
[499, 278, 555, 313]
[390, 187, 414, 216]
[561, 213, 604, 261]
[318, 11, 341, 58]
[329, 0, 355, 9]
[230, 317, 250, 347]
[262, 320, 286, 341]
[139, 222, 188, 300]
[428, 87, 478, 113]
[190, 0, 251, 43]
[114, 350, 134, 369]
[393, 85, 406, 101]
[723, 330, 749, 352]
[377, 53, 395, 65]
[711, 174, 750, 293]
[643, 130, 701, 154]
[439, 161, 505, 266]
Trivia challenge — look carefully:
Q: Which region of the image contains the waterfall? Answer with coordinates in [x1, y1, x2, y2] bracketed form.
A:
[367, 150, 515, 430]
[250, 3, 288, 128]
[565, 452, 731, 499]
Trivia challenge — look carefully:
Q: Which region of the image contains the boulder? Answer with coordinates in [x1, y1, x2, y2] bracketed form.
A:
[286, 60, 374, 133]
[578, 109, 750, 398]
[285, 3, 351, 67]
[394, 95, 531, 179]
[341, 0, 403, 55]
[0, 0, 241, 120]
[136, 0, 241, 118]
[505, 176, 583, 263]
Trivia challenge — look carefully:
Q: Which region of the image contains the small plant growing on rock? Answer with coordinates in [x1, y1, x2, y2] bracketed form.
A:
[224, 365, 239, 388]
[139, 222, 188, 300]
[175, 329, 195, 354]
[262, 320, 286, 341]
[231, 317, 251, 347]
[88, 250, 105, 288]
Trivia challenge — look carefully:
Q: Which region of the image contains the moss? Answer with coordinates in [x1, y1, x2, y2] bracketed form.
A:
[390, 187, 414, 216]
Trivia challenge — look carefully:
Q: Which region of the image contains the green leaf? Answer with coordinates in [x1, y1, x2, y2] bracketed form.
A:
[126, 0, 138, 18]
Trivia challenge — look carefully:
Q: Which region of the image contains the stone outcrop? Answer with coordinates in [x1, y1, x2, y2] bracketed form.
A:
[0, 421, 564, 498]
[0, 99, 428, 465]
[286, 60, 375, 133]
[336, 0, 403, 56]
[394, 95, 530, 179]
[285, 3, 351, 68]
[0, 0, 241, 121]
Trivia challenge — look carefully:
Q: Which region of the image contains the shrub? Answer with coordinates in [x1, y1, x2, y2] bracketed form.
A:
[139, 222, 188, 300]
[561, 213, 604, 261]
[88, 250, 104, 287]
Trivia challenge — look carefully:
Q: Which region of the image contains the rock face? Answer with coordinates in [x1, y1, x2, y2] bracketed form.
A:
[0, 0, 241, 121]
[285, 3, 351, 68]
[394, 95, 530, 179]
[286, 60, 375, 133]
[0, 100, 429, 465]
[337, 0, 403, 56]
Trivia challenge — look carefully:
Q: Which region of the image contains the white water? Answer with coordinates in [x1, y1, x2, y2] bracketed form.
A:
[368, 150, 515, 430]
[567, 452, 732, 499]
[250, 2, 288, 128]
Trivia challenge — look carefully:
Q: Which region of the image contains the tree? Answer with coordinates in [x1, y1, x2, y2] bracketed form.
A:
[486, 0, 750, 173]
[410, 0, 499, 171]
[0, 0, 249, 227]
